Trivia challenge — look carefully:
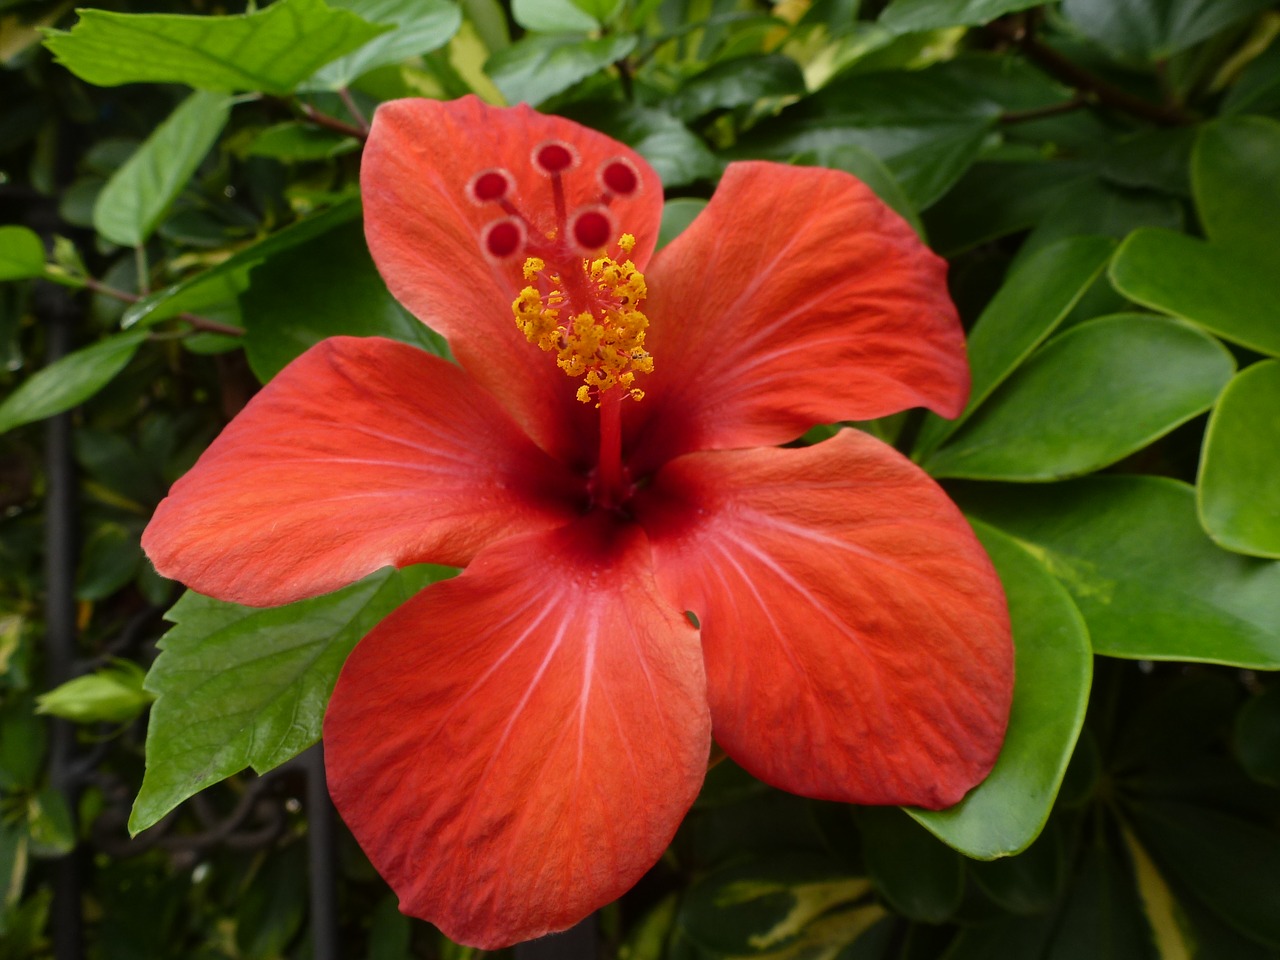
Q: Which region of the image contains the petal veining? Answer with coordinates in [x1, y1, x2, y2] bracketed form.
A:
[626, 162, 968, 471]
[323, 516, 710, 948]
[636, 429, 1013, 808]
[142, 337, 581, 606]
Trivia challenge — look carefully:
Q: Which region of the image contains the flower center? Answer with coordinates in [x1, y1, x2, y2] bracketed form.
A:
[467, 141, 653, 407]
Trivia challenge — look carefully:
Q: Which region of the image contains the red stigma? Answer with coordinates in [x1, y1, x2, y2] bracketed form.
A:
[534, 141, 577, 176]
[572, 208, 613, 251]
[469, 169, 513, 204]
[484, 219, 524, 259]
[600, 159, 639, 197]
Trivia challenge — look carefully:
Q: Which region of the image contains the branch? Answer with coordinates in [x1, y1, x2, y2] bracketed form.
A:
[295, 100, 369, 140]
[986, 19, 1196, 126]
[84, 279, 246, 337]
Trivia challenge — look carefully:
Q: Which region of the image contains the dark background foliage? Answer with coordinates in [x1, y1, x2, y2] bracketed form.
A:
[2, 0, 1280, 957]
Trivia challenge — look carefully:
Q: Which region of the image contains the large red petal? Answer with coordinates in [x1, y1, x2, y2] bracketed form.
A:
[636, 430, 1012, 808]
[142, 337, 581, 607]
[324, 516, 710, 948]
[363, 96, 664, 465]
[626, 162, 968, 472]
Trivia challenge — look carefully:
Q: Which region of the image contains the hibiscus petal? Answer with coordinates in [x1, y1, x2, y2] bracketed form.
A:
[636, 429, 1012, 809]
[142, 337, 582, 606]
[363, 96, 664, 465]
[626, 161, 968, 471]
[323, 516, 710, 948]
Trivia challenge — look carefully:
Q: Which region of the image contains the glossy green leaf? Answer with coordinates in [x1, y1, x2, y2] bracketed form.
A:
[1045, 839, 1160, 959]
[667, 54, 806, 122]
[76, 520, 143, 601]
[958, 476, 1280, 667]
[923, 159, 1091, 255]
[1013, 176, 1184, 264]
[879, 0, 1042, 33]
[926, 315, 1235, 481]
[485, 33, 636, 107]
[1235, 688, 1280, 787]
[241, 219, 446, 382]
[967, 822, 1067, 914]
[512, 0, 599, 32]
[677, 856, 876, 956]
[910, 523, 1090, 858]
[0, 330, 147, 435]
[129, 565, 450, 834]
[738, 64, 1003, 210]
[1192, 115, 1280, 253]
[43, 0, 390, 93]
[122, 199, 361, 329]
[306, 0, 462, 89]
[859, 807, 962, 923]
[658, 198, 707, 250]
[0, 226, 44, 281]
[36, 660, 152, 725]
[1110, 228, 1280, 356]
[1198, 360, 1280, 558]
[93, 90, 229, 248]
[913, 236, 1115, 459]
[1131, 800, 1280, 949]
[1061, 0, 1276, 60]
[26, 788, 75, 858]
[245, 122, 360, 162]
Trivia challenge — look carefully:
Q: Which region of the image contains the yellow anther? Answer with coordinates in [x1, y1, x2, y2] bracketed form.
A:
[512, 238, 653, 405]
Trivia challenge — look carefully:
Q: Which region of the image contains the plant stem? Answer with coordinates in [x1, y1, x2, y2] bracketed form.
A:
[84, 279, 245, 337]
[296, 101, 370, 140]
[986, 19, 1196, 126]
[337, 87, 371, 134]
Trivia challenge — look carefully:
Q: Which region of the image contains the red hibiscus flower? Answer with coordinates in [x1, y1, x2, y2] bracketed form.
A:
[142, 97, 1013, 949]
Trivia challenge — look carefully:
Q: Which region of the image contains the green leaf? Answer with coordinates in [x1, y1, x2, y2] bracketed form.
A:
[1198, 360, 1280, 558]
[240, 219, 447, 383]
[43, 0, 391, 94]
[1131, 800, 1280, 949]
[93, 90, 229, 249]
[909, 522, 1091, 858]
[129, 564, 449, 835]
[1013, 176, 1185, 264]
[244, 121, 360, 162]
[0, 226, 44, 281]
[677, 857, 876, 956]
[925, 315, 1235, 481]
[36, 660, 152, 725]
[76, 520, 143, 600]
[1235, 688, 1280, 787]
[122, 199, 361, 329]
[26, 788, 75, 857]
[485, 33, 636, 107]
[512, 0, 599, 32]
[1192, 115, 1280, 253]
[1110, 228, 1280, 357]
[1061, 0, 1276, 60]
[738, 62, 1004, 209]
[968, 822, 1067, 914]
[913, 236, 1114, 459]
[236, 844, 307, 960]
[667, 54, 807, 122]
[0, 330, 147, 435]
[879, 0, 1043, 33]
[306, 0, 462, 89]
[859, 807, 963, 922]
[658, 198, 707, 250]
[958, 476, 1280, 667]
